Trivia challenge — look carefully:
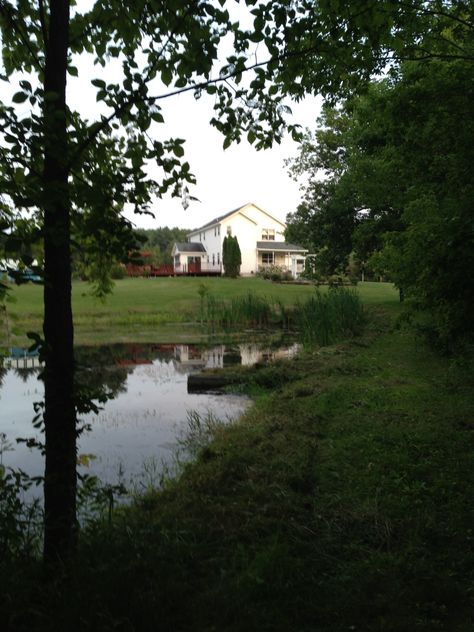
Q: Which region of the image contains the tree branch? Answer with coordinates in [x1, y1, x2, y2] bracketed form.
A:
[0, 0, 44, 72]
[38, 0, 48, 49]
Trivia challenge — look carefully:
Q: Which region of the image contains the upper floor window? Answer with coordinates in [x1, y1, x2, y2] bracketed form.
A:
[262, 228, 275, 240]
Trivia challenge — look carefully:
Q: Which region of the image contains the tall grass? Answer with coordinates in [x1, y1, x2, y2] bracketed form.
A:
[297, 287, 366, 347]
[204, 292, 273, 331]
[202, 287, 366, 346]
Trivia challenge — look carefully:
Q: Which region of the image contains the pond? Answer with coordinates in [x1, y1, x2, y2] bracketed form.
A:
[0, 341, 299, 494]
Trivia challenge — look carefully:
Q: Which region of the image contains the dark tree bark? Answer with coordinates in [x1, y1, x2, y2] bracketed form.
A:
[42, 0, 76, 560]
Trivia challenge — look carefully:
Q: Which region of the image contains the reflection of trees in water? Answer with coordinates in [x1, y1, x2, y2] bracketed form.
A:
[0, 366, 7, 388]
[75, 343, 175, 368]
[75, 350, 131, 411]
[75, 365, 130, 404]
[14, 367, 41, 383]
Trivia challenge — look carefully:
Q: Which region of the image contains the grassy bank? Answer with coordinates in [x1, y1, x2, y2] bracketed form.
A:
[1, 278, 398, 346]
[3, 309, 472, 631]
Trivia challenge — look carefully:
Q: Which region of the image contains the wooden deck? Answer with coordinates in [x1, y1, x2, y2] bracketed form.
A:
[125, 263, 222, 277]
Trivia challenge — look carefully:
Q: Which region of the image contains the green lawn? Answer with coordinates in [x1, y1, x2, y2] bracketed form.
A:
[2, 278, 399, 346]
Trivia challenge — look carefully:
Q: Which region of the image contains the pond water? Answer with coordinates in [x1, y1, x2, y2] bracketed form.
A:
[0, 341, 299, 493]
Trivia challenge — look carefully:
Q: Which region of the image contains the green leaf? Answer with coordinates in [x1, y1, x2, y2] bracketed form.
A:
[161, 68, 172, 87]
[151, 111, 164, 123]
[12, 91, 28, 103]
[91, 78, 106, 89]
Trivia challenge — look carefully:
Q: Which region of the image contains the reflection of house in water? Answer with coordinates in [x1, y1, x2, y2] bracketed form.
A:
[174, 343, 300, 369]
[174, 345, 225, 369]
[3, 347, 43, 369]
[238, 343, 300, 365]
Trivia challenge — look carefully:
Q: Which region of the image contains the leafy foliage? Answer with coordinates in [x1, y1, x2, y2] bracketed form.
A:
[134, 226, 190, 265]
[287, 55, 474, 350]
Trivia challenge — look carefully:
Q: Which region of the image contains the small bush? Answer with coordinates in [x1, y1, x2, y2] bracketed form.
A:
[110, 264, 126, 280]
[258, 265, 292, 282]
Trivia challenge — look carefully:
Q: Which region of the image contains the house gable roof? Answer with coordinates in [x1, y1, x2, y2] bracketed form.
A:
[173, 242, 206, 253]
[187, 203, 285, 236]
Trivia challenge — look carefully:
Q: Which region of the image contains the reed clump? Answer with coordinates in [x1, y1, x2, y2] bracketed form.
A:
[202, 288, 366, 346]
[204, 292, 273, 331]
[297, 287, 366, 346]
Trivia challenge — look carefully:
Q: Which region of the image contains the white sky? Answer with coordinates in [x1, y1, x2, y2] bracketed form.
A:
[3, 2, 323, 232]
[67, 69, 322, 233]
[65, 1, 323, 231]
[135, 92, 322, 231]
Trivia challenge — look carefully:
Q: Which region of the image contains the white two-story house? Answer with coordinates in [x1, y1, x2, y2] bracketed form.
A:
[172, 203, 307, 277]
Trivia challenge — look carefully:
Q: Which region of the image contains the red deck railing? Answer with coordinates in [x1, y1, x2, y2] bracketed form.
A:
[125, 263, 221, 277]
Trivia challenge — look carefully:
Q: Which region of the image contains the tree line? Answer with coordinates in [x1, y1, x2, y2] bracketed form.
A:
[286, 6, 473, 352]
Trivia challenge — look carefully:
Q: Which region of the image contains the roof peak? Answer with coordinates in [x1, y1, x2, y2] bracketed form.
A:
[188, 203, 285, 234]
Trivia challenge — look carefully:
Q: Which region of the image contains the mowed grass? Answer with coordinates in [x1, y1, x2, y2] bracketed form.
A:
[2, 278, 399, 346]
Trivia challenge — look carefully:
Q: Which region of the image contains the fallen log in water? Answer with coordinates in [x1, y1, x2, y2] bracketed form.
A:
[187, 373, 238, 393]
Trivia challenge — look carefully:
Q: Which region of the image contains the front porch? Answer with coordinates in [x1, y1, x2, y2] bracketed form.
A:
[256, 242, 307, 278]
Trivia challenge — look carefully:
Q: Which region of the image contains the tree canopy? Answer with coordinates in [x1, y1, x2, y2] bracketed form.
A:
[0, 0, 303, 561]
[287, 55, 474, 349]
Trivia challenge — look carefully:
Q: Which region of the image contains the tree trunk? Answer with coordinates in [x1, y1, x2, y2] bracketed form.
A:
[42, 0, 76, 560]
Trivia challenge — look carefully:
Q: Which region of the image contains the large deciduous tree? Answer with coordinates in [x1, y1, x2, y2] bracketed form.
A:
[0, 0, 305, 561]
[287, 56, 474, 348]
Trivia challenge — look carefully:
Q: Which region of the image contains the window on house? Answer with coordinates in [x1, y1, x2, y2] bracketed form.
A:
[217, 253, 220, 264]
[212, 254, 215, 265]
[262, 252, 274, 264]
[262, 228, 275, 240]
[218, 225, 220, 236]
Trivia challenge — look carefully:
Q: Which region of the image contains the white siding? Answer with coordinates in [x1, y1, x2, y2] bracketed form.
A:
[187, 203, 288, 276]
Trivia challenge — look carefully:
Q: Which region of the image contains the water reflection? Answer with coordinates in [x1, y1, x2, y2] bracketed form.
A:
[1, 341, 298, 490]
[173, 341, 300, 369]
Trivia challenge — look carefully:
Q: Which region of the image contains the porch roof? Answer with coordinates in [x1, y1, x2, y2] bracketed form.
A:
[174, 242, 207, 253]
[256, 241, 307, 253]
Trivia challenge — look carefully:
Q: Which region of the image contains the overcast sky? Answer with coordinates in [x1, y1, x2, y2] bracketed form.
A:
[133, 91, 322, 231]
[67, 69, 322, 232]
[4, 2, 323, 233]
[64, 2, 323, 232]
